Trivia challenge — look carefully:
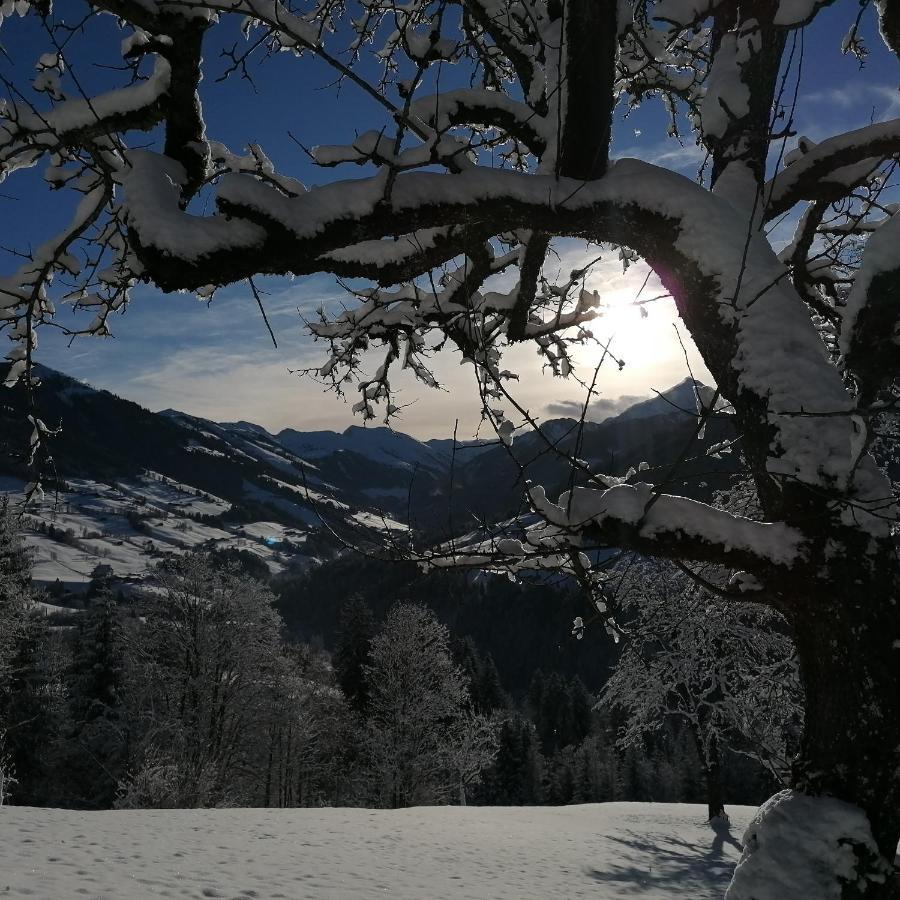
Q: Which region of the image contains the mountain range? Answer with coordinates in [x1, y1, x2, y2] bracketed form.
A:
[0, 366, 739, 600]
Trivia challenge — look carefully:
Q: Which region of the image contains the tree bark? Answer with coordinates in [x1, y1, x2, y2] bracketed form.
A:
[789, 571, 900, 888]
[703, 736, 726, 821]
[707, 2, 786, 194]
[706, 766, 726, 822]
[556, 0, 617, 182]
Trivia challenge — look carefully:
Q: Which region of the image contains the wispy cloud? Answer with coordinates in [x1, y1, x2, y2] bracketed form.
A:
[545, 393, 646, 421]
[796, 82, 900, 140]
[804, 82, 900, 114]
[615, 138, 707, 174]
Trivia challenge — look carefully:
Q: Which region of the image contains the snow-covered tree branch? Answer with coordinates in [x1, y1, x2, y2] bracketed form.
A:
[3, 1, 900, 895]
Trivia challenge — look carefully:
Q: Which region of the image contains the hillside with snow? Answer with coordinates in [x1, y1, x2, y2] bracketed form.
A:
[0, 367, 743, 606]
[0, 803, 754, 900]
[0, 367, 412, 602]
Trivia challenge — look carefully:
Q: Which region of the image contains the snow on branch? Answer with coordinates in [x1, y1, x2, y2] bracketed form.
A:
[528, 482, 807, 572]
[406, 89, 549, 156]
[876, 0, 900, 61]
[0, 58, 171, 179]
[840, 210, 900, 403]
[457, 0, 548, 102]
[318, 227, 511, 286]
[121, 151, 268, 263]
[418, 479, 802, 617]
[765, 119, 900, 220]
[119, 155, 893, 533]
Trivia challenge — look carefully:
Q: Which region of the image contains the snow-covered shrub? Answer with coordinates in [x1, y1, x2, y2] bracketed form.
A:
[726, 791, 891, 900]
[115, 752, 184, 810]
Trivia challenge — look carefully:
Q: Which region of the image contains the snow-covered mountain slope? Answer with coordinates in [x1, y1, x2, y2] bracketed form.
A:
[0, 368, 407, 597]
[0, 470, 327, 595]
[1, 802, 755, 900]
[613, 377, 708, 422]
[0, 365, 739, 597]
[277, 423, 449, 472]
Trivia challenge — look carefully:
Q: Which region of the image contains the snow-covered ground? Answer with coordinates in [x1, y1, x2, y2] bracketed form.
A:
[0, 802, 754, 899]
[0, 474, 310, 590]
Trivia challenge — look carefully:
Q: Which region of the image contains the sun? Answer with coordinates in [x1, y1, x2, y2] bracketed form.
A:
[578, 288, 658, 368]
[568, 276, 709, 392]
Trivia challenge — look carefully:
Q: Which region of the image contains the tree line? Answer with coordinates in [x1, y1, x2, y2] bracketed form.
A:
[0, 499, 785, 813]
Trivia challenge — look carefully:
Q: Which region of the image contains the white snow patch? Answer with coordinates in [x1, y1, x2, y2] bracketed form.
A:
[0, 803, 754, 900]
[531, 483, 805, 567]
[352, 510, 409, 532]
[841, 212, 900, 356]
[260, 474, 349, 510]
[727, 790, 887, 900]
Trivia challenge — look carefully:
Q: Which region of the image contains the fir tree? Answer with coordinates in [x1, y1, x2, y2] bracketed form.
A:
[1, 613, 64, 806]
[333, 597, 377, 713]
[475, 653, 509, 715]
[65, 591, 128, 808]
[0, 498, 31, 683]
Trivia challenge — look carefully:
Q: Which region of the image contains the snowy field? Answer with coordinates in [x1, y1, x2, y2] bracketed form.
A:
[0, 803, 754, 899]
[0, 474, 310, 589]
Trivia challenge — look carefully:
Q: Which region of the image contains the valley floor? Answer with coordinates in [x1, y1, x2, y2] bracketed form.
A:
[0, 802, 754, 899]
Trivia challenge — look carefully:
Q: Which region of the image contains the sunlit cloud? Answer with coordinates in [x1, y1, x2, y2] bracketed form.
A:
[545, 394, 646, 422]
[36, 222, 710, 440]
[804, 82, 900, 114]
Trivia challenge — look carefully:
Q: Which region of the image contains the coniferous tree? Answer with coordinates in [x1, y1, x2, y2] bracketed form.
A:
[0, 498, 31, 686]
[475, 653, 510, 715]
[484, 718, 526, 805]
[64, 591, 128, 808]
[333, 597, 377, 713]
[567, 677, 593, 748]
[476, 714, 544, 807]
[0, 500, 63, 806]
[2, 617, 68, 806]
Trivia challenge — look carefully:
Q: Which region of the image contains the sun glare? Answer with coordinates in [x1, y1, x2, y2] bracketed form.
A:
[579, 285, 664, 370]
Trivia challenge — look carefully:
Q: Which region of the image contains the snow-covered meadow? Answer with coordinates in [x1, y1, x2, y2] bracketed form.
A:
[0, 803, 754, 899]
[0, 473, 314, 595]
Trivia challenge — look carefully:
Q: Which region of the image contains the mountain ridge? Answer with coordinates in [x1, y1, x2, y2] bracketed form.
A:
[0, 364, 737, 600]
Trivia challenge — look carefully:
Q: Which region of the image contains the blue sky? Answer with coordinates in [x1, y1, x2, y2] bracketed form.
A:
[1, 3, 898, 438]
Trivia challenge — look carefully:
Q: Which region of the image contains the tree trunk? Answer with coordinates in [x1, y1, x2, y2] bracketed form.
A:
[556, 0, 617, 182]
[705, 757, 726, 822]
[783, 565, 900, 898]
[796, 601, 900, 826]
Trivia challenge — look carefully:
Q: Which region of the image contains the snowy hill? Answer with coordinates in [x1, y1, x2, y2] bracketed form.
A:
[0, 368, 408, 598]
[278, 423, 450, 472]
[0, 802, 755, 899]
[0, 366, 738, 597]
[614, 377, 710, 422]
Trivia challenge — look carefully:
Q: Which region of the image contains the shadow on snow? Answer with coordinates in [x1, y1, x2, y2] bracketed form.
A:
[583, 818, 743, 897]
